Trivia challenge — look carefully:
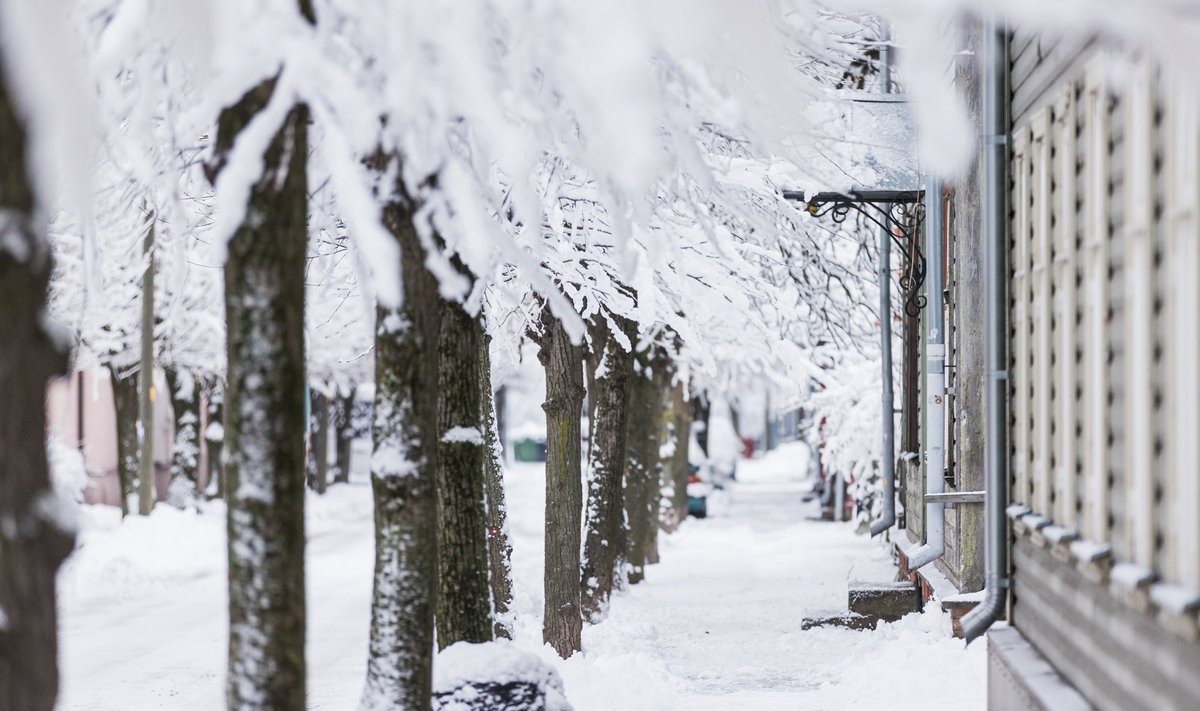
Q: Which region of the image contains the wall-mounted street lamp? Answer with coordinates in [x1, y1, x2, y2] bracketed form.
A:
[781, 189, 926, 316]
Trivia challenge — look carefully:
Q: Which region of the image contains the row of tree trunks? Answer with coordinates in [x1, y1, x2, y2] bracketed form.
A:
[302, 391, 359, 492]
[580, 318, 635, 621]
[434, 294, 494, 648]
[360, 166, 441, 710]
[480, 330, 515, 639]
[534, 304, 587, 658]
[362, 170, 516, 698]
[215, 72, 311, 709]
[0, 44, 75, 711]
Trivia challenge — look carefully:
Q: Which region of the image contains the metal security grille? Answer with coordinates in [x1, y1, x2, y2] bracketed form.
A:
[1010, 46, 1200, 593]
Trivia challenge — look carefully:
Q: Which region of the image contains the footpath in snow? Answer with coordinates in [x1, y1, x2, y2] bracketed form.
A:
[58, 440, 984, 710]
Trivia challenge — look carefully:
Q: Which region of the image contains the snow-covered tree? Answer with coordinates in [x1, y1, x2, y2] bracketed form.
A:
[0, 3, 76, 705]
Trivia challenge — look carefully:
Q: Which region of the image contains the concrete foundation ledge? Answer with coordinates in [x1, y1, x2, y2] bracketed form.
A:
[988, 627, 1092, 711]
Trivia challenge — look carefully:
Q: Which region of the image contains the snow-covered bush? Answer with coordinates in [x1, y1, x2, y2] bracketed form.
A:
[806, 357, 887, 516]
[47, 435, 88, 502]
[433, 641, 572, 711]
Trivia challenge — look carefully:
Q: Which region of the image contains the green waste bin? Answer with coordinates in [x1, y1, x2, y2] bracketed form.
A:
[513, 437, 547, 463]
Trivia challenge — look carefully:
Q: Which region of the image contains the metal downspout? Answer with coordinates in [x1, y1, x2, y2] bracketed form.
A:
[905, 175, 946, 570]
[833, 471, 845, 521]
[962, 17, 1010, 645]
[871, 25, 898, 538]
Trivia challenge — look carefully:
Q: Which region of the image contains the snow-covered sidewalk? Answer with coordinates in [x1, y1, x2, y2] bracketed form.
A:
[505, 443, 986, 710]
[58, 441, 984, 710]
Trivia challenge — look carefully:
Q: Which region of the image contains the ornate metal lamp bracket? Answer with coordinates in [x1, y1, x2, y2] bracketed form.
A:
[783, 189, 927, 316]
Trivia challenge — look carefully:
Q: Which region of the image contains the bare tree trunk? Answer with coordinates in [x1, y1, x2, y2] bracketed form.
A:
[0, 53, 74, 711]
[480, 328, 514, 639]
[647, 372, 666, 565]
[690, 395, 711, 459]
[495, 386, 508, 460]
[333, 393, 353, 484]
[205, 390, 224, 500]
[625, 356, 665, 583]
[213, 69, 311, 708]
[137, 216, 156, 515]
[533, 305, 585, 658]
[659, 380, 690, 533]
[360, 166, 440, 710]
[309, 391, 329, 494]
[435, 296, 493, 648]
[112, 370, 140, 517]
[166, 369, 201, 499]
[581, 319, 634, 620]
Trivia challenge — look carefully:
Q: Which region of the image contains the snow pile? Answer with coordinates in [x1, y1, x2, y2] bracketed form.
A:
[434, 641, 572, 711]
[59, 502, 226, 608]
[59, 485, 373, 611]
[795, 609, 985, 711]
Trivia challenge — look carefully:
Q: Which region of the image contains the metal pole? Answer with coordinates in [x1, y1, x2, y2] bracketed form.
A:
[871, 24, 897, 537]
[137, 213, 156, 515]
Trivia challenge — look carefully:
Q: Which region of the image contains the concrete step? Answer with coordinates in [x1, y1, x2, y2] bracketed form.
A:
[799, 613, 879, 631]
[848, 580, 921, 621]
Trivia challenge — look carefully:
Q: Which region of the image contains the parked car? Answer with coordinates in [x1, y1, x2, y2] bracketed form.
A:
[686, 464, 711, 518]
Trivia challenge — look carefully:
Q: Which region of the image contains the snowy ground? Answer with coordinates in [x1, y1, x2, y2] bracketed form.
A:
[58, 441, 985, 710]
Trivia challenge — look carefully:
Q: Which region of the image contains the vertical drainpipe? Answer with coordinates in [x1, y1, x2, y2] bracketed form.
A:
[871, 25, 897, 538]
[905, 174, 946, 570]
[834, 471, 845, 521]
[962, 16, 1010, 645]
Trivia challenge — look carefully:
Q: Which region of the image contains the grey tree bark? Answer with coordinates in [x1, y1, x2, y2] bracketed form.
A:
[333, 393, 353, 484]
[533, 305, 586, 658]
[435, 294, 494, 648]
[480, 328, 514, 639]
[212, 64, 311, 708]
[166, 369, 201, 497]
[659, 380, 690, 533]
[580, 319, 634, 620]
[690, 395, 711, 458]
[205, 391, 224, 499]
[360, 164, 440, 710]
[625, 354, 666, 583]
[0, 45, 74, 711]
[112, 370, 140, 517]
[495, 386, 508, 457]
[646, 370, 668, 564]
[309, 391, 330, 494]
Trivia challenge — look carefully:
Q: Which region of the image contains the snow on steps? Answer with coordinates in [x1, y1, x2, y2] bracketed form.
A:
[434, 640, 573, 711]
[801, 580, 920, 630]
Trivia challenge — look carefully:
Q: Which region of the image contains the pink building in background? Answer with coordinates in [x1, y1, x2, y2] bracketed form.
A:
[45, 368, 204, 507]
